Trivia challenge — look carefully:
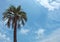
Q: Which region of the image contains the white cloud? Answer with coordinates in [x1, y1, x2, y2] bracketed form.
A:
[36, 28, 60, 42]
[48, 9, 60, 22]
[35, 29, 45, 39]
[20, 28, 30, 35]
[0, 32, 11, 42]
[36, 0, 60, 11]
[35, 29, 45, 35]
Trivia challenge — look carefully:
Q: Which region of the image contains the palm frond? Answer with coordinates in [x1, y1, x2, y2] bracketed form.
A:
[18, 11, 27, 22]
[16, 5, 21, 12]
[7, 5, 16, 13]
[18, 23, 21, 29]
[6, 18, 11, 28]
[21, 19, 25, 26]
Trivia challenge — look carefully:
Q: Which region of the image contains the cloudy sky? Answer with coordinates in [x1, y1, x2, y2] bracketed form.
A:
[0, 0, 60, 42]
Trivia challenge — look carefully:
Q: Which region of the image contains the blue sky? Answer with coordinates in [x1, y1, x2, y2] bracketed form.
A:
[0, 0, 60, 42]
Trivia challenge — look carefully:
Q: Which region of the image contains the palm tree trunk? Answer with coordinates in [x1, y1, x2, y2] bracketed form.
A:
[14, 23, 17, 42]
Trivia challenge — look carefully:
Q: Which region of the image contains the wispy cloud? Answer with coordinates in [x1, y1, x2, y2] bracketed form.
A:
[48, 9, 60, 21]
[20, 28, 30, 35]
[36, 0, 60, 11]
[35, 29, 45, 39]
[0, 32, 11, 42]
[46, 8, 60, 29]
[36, 28, 60, 42]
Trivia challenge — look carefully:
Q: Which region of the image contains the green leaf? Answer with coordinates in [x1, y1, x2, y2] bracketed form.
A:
[17, 5, 21, 12]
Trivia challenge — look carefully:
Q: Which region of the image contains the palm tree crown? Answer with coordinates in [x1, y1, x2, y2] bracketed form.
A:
[3, 5, 27, 28]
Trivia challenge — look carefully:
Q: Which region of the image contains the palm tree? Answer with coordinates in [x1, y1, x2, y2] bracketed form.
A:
[3, 5, 27, 42]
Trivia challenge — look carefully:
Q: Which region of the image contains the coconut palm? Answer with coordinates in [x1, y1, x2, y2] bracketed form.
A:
[3, 5, 27, 42]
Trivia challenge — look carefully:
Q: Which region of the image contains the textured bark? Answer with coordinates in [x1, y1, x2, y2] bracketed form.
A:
[14, 23, 17, 42]
[14, 16, 17, 42]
